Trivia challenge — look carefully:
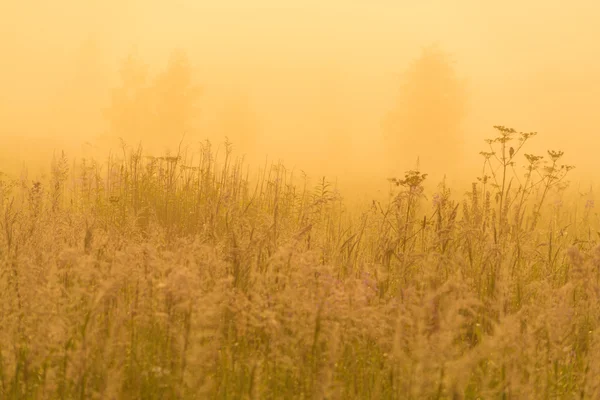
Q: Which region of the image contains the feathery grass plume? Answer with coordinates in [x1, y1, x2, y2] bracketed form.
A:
[2, 131, 598, 399]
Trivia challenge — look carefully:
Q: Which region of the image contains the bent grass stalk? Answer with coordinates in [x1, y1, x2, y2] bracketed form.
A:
[0, 127, 593, 399]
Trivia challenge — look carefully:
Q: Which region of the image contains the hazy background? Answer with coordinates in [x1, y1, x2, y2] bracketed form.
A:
[1, 0, 599, 200]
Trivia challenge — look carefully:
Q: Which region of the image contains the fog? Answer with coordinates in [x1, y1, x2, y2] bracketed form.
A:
[2, 0, 599, 200]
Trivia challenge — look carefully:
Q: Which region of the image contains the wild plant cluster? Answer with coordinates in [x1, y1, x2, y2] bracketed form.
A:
[1, 127, 599, 399]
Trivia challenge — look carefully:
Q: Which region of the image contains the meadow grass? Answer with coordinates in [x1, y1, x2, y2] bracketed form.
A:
[1, 129, 599, 399]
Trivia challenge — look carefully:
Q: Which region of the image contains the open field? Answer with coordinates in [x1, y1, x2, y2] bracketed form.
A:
[4, 3, 600, 398]
[1, 127, 599, 399]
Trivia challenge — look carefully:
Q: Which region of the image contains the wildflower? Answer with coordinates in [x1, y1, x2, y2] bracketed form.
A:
[553, 199, 563, 208]
[585, 199, 595, 209]
[432, 193, 442, 208]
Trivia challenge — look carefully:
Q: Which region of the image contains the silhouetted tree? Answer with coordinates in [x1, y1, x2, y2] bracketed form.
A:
[383, 44, 467, 174]
[151, 49, 202, 143]
[103, 48, 153, 147]
[104, 49, 201, 153]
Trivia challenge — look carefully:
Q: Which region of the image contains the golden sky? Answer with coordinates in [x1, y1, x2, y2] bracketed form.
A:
[1, 0, 599, 191]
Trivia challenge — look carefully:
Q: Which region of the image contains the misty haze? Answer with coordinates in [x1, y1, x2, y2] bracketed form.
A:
[1, 1, 600, 398]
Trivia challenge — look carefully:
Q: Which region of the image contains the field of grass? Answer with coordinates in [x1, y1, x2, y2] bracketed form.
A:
[1, 128, 599, 399]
